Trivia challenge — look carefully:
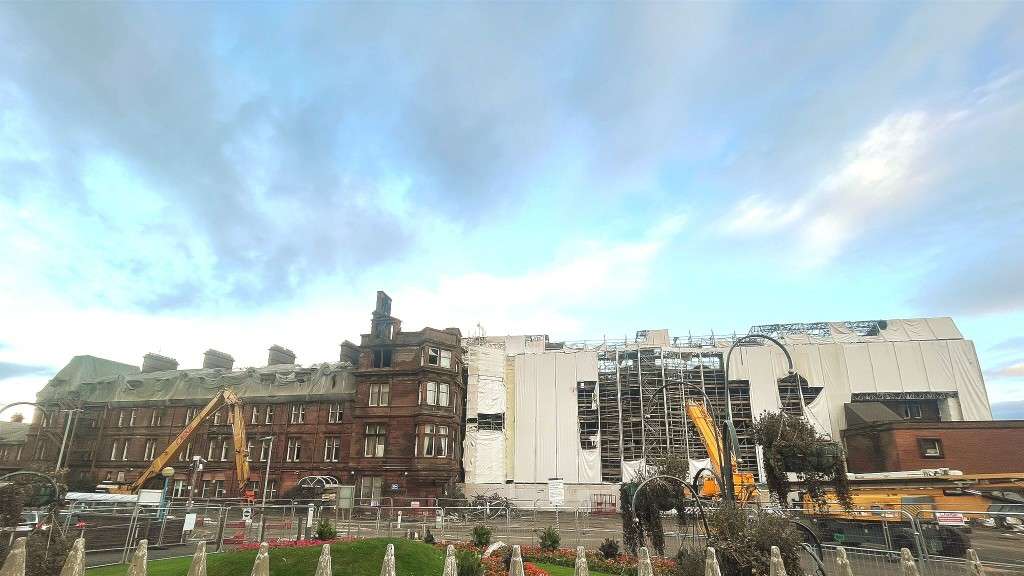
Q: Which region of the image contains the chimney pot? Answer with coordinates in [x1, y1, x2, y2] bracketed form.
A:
[268, 345, 296, 366]
[202, 349, 234, 370]
[142, 353, 179, 373]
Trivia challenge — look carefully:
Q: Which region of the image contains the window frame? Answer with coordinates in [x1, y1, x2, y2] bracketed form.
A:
[290, 404, 305, 424]
[368, 382, 390, 406]
[328, 403, 343, 423]
[918, 437, 944, 458]
[286, 437, 302, 462]
[324, 437, 341, 462]
[363, 424, 386, 457]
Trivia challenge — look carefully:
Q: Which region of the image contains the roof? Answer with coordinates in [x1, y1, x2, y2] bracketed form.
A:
[845, 419, 1024, 432]
[0, 421, 30, 444]
[37, 356, 355, 405]
[844, 402, 903, 427]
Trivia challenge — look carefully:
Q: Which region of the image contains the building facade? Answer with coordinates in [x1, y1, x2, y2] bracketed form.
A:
[844, 420, 1024, 474]
[24, 292, 464, 502]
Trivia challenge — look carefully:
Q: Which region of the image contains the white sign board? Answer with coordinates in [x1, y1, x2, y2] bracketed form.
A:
[182, 513, 197, 532]
[306, 504, 315, 527]
[137, 489, 163, 506]
[935, 512, 966, 526]
[242, 508, 252, 522]
[548, 478, 565, 507]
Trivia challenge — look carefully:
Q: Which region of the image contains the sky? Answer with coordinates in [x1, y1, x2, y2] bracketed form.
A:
[1, 4, 1022, 418]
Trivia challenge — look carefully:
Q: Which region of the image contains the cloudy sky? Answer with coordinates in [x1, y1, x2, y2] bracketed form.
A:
[1, 4, 1022, 417]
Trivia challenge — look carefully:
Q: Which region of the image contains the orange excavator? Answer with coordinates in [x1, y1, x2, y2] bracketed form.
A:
[685, 400, 759, 502]
[111, 388, 250, 495]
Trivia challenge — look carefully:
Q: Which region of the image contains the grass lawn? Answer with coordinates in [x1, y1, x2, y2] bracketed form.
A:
[86, 538, 445, 576]
[531, 562, 617, 576]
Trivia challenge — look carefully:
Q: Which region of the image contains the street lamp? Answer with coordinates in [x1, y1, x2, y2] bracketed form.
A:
[158, 466, 175, 520]
[258, 436, 275, 508]
[186, 456, 206, 509]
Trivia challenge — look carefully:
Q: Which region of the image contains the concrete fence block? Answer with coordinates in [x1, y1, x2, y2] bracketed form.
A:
[704, 547, 722, 576]
[251, 543, 269, 576]
[574, 546, 589, 576]
[967, 549, 985, 576]
[0, 537, 26, 576]
[900, 548, 920, 576]
[834, 547, 854, 576]
[508, 545, 525, 576]
[314, 544, 331, 576]
[769, 546, 787, 576]
[380, 543, 396, 576]
[187, 541, 207, 576]
[126, 539, 148, 576]
[59, 538, 86, 576]
[637, 547, 653, 576]
[442, 544, 457, 576]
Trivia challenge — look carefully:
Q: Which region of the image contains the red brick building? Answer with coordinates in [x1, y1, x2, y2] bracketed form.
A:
[23, 292, 465, 502]
[844, 420, 1024, 474]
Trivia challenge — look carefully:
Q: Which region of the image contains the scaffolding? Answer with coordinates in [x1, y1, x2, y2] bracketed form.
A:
[594, 347, 758, 482]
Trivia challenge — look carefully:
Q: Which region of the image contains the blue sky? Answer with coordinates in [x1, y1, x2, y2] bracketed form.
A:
[1, 4, 1022, 416]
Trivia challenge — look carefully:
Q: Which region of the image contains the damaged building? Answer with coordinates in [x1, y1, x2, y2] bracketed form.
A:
[25, 292, 465, 501]
[461, 318, 992, 502]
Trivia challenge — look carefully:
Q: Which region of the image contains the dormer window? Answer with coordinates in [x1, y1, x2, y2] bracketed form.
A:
[426, 347, 451, 368]
[373, 349, 392, 368]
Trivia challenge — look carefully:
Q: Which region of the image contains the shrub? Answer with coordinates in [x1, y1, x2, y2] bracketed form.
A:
[538, 526, 560, 551]
[26, 528, 70, 576]
[471, 524, 493, 547]
[686, 504, 805, 576]
[424, 529, 436, 544]
[314, 518, 337, 541]
[458, 550, 485, 576]
[599, 538, 620, 559]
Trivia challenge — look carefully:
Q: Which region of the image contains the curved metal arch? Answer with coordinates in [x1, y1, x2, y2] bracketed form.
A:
[297, 475, 340, 488]
[628, 473, 710, 537]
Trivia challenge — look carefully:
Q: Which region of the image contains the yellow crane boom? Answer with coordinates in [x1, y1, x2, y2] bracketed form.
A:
[115, 388, 250, 494]
[685, 400, 757, 501]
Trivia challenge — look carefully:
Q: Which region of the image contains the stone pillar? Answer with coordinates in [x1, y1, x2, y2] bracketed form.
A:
[508, 545, 525, 576]
[637, 547, 653, 576]
[0, 537, 26, 576]
[442, 545, 457, 576]
[573, 546, 589, 576]
[187, 541, 207, 576]
[59, 538, 86, 576]
[315, 544, 332, 576]
[769, 546, 787, 576]
[127, 539, 148, 576]
[251, 543, 270, 576]
[704, 547, 721, 576]
[900, 548, 920, 576]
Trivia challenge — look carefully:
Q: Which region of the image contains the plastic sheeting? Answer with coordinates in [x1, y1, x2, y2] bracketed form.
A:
[513, 350, 602, 483]
[464, 427, 506, 484]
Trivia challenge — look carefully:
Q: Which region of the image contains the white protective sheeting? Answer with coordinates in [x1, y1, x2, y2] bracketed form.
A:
[894, 342, 929, 391]
[948, 340, 992, 420]
[472, 430, 506, 483]
[844, 344, 877, 393]
[621, 459, 647, 483]
[513, 350, 602, 483]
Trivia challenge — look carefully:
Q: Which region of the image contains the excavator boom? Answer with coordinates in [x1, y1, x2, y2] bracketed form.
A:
[685, 400, 757, 501]
[115, 388, 249, 494]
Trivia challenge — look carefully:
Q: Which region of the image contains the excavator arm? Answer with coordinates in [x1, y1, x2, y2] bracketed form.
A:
[685, 400, 757, 501]
[116, 388, 250, 494]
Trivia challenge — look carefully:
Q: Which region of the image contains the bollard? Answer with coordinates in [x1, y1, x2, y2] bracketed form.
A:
[574, 546, 589, 576]
[380, 543, 396, 576]
[314, 544, 331, 576]
[508, 545, 525, 576]
[187, 541, 207, 576]
[704, 547, 722, 576]
[637, 547, 654, 576]
[126, 539, 148, 576]
[442, 545, 457, 576]
[834, 547, 853, 576]
[251, 542, 270, 576]
[769, 546, 787, 576]
[900, 548, 920, 576]
[967, 549, 985, 576]
[0, 537, 26, 576]
[59, 538, 86, 576]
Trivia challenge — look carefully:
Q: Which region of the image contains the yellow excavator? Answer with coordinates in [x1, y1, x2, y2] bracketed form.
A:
[685, 400, 759, 502]
[111, 388, 250, 495]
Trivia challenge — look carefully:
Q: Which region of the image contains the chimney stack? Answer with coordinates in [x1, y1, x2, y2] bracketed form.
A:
[202, 349, 234, 370]
[142, 353, 179, 373]
[268, 345, 296, 366]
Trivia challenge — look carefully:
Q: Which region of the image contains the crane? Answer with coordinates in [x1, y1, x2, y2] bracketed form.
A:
[112, 388, 250, 495]
[685, 400, 758, 502]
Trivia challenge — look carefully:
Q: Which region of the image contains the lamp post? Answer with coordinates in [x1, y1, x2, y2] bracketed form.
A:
[186, 456, 206, 509]
[721, 334, 795, 501]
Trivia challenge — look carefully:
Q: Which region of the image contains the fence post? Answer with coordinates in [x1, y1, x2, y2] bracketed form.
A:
[381, 543, 396, 576]
[59, 537, 86, 576]
[637, 547, 653, 576]
[251, 542, 269, 576]
[704, 547, 721, 576]
[186, 541, 206, 576]
[769, 546, 787, 576]
[0, 537, 26, 576]
[509, 545, 525, 576]
[315, 543, 331, 576]
[126, 539, 148, 576]
[834, 547, 854, 576]
[900, 548, 920, 576]
[443, 544, 457, 576]
[574, 546, 589, 576]
[215, 508, 228, 553]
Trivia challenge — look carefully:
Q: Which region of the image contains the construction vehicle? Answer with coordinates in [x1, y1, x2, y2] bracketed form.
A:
[685, 400, 758, 502]
[110, 388, 250, 495]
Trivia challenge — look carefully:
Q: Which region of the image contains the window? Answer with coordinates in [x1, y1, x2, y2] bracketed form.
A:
[128, 409, 136, 426]
[324, 437, 341, 462]
[904, 403, 923, 419]
[15, 446, 23, 461]
[265, 480, 278, 500]
[40, 411, 51, 428]
[417, 424, 449, 457]
[0, 448, 8, 461]
[117, 410, 127, 427]
[150, 409, 164, 427]
[426, 347, 451, 368]
[208, 438, 229, 462]
[286, 438, 302, 462]
[919, 438, 944, 458]
[364, 424, 386, 457]
[477, 413, 504, 431]
[424, 382, 450, 406]
[246, 439, 254, 462]
[264, 406, 275, 425]
[212, 410, 223, 425]
[259, 438, 273, 462]
[179, 442, 193, 462]
[172, 479, 186, 498]
[250, 406, 259, 425]
[328, 404, 343, 423]
[144, 439, 158, 460]
[290, 405, 305, 424]
[111, 439, 129, 461]
[213, 480, 226, 498]
[185, 407, 199, 424]
[34, 442, 47, 460]
[369, 383, 390, 406]
[372, 349, 392, 368]
[358, 476, 383, 504]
